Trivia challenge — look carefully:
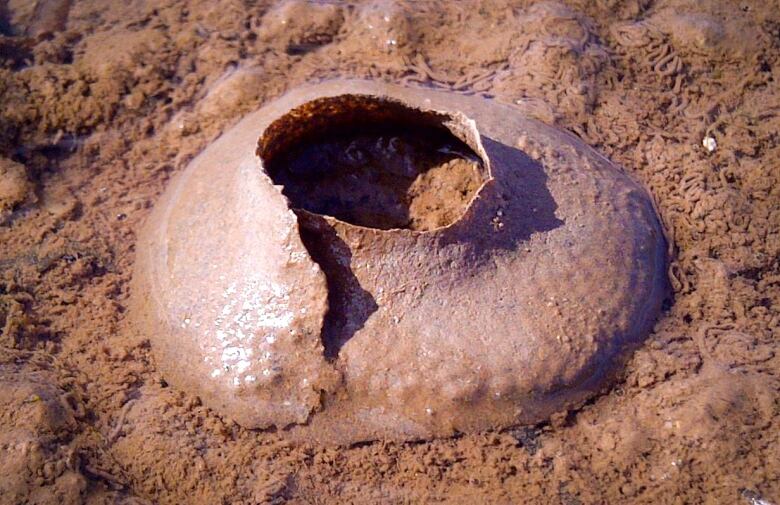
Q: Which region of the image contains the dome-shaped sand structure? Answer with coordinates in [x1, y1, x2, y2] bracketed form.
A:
[131, 80, 667, 444]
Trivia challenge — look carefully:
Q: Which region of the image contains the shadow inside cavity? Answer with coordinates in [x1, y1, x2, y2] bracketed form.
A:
[441, 136, 565, 257]
[296, 212, 378, 360]
[264, 125, 485, 232]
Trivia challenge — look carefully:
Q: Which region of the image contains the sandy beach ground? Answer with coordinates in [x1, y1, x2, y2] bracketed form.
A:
[0, 0, 778, 503]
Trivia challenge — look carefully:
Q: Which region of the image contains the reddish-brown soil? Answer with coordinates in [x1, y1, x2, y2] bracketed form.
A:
[0, 0, 778, 503]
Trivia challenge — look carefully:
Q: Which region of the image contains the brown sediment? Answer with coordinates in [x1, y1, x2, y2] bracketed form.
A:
[0, 157, 34, 215]
[0, 0, 779, 503]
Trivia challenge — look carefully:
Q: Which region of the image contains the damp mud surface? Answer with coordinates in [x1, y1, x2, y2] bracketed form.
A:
[1, 0, 779, 504]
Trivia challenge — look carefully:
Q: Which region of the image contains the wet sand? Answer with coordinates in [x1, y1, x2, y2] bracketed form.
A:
[0, 0, 778, 503]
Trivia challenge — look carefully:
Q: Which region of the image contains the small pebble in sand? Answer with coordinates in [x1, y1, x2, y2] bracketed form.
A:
[702, 135, 717, 153]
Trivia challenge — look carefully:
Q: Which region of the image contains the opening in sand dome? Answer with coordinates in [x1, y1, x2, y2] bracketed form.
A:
[258, 95, 488, 231]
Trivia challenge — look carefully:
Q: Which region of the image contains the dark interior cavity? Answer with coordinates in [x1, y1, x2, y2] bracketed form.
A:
[258, 95, 487, 231]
